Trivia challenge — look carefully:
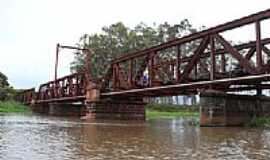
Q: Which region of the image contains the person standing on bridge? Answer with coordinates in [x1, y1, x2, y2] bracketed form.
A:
[143, 73, 149, 87]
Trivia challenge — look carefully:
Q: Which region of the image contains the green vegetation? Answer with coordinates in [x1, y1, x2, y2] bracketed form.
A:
[0, 71, 17, 101]
[146, 103, 199, 119]
[0, 101, 30, 113]
[0, 71, 28, 113]
[71, 21, 199, 78]
[249, 117, 270, 128]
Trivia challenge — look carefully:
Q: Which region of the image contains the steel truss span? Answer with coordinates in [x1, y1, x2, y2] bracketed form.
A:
[16, 9, 270, 104]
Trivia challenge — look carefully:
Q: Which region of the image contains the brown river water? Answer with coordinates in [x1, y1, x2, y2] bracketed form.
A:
[0, 114, 270, 160]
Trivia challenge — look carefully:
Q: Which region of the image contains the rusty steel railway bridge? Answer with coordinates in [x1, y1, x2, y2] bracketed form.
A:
[15, 9, 270, 123]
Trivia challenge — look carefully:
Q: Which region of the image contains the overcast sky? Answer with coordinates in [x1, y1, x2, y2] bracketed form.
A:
[1, 0, 270, 89]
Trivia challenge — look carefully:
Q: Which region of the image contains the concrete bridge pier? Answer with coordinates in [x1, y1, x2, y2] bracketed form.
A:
[85, 100, 146, 120]
[30, 103, 49, 114]
[84, 82, 146, 120]
[31, 103, 87, 116]
[200, 91, 270, 127]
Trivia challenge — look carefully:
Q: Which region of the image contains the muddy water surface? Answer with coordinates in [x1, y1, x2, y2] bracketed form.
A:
[0, 114, 269, 160]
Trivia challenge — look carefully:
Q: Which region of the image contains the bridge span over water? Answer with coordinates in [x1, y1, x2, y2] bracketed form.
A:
[16, 9, 270, 126]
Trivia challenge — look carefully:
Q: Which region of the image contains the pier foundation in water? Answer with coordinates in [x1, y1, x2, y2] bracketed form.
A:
[85, 100, 146, 121]
[200, 91, 270, 127]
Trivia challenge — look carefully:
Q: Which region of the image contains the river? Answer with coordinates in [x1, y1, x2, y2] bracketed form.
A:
[0, 114, 269, 160]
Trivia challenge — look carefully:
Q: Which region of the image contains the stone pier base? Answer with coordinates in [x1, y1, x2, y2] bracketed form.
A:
[31, 103, 86, 116]
[86, 100, 146, 120]
[200, 91, 270, 127]
[30, 100, 146, 120]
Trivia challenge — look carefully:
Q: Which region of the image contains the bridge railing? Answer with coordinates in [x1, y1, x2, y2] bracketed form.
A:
[16, 9, 270, 102]
[103, 9, 270, 94]
[15, 88, 36, 104]
[16, 72, 106, 103]
[36, 72, 86, 101]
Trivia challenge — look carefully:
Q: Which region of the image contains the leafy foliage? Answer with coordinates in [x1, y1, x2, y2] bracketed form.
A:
[146, 103, 199, 112]
[146, 103, 199, 119]
[0, 72, 9, 88]
[249, 117, 270, 128]
[0, 71, 16, 101]
[71, 20, 198, 78]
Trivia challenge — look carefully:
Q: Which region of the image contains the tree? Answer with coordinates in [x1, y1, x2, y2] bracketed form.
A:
[71, 20, 202, 106]
[0, 71, 11, 100]
[70, 20, 198, 78]
[0, 72, 9, 88]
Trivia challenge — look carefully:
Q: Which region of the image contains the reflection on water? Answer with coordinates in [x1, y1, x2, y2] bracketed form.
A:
[0, 114, 269, 160]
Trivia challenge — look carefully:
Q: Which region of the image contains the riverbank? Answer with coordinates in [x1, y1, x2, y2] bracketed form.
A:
[249, 117, 270, 128]
[0, 101, 30, 113]
[146, 104, 199, 119]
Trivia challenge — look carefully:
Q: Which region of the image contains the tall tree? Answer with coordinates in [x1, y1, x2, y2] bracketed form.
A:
[70, 20, 197, 78]
[0, 71, 11, 100]
[0, 72, 9, 88]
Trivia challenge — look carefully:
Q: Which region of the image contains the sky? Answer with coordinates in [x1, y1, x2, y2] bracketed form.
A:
[0, 0, 270, 89]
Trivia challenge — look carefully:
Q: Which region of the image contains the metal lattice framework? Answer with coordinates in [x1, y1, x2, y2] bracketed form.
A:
[16, 9, 270, 104]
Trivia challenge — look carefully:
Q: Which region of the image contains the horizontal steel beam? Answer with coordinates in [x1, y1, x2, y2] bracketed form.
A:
[35, 96, 85, 104]
[59, 45, 87, 51]
[112, 9, 270, 64]
[153, 38, 270, 68]
[101, 74, 270, 97]
[227, 84, 270, 91]
[39, 72, 83, 87]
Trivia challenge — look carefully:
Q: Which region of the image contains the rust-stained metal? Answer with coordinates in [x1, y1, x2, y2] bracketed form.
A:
[256, 21, 263, 69]
[55, 43, 60, 81]
[178, 36, 210, 83]
[111, 9, 270, 64]
[214, 34, 257, 74]
[176, 45, 181, 82]
[17, 9, 270, 105]
[15, 88, 36, 105]
[37, 72, 86, 101]
[210, 35, 216, 81]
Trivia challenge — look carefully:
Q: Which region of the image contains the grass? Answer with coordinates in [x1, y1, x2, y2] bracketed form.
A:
[146, 103, 199, 119]
[249, 117, 270, 128]
[0, 100, 30, 113]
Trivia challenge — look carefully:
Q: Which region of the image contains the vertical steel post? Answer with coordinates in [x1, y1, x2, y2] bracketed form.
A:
[194, 63, 198, 79]
[256, 20, 263, 70]
[112, 64, 116, 90]
[54, 44, 60, 99]
[114, 63, 120, 89]
[128, 60, 133, 87]
[148, 52, 155, 87]
[84, 49, 92, 82]
[171, 64, 175, 80]
[210, 36, 216, 80]
[176, 45, 181, 82]
[84, 48, 100, 102]
[55, 43, 60, 81]
[221, 54, 226, 73]
[84, 49, 93, 97]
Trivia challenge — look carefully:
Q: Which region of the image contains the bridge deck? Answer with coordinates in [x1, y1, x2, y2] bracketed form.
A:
[16, 9, 270, 105]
